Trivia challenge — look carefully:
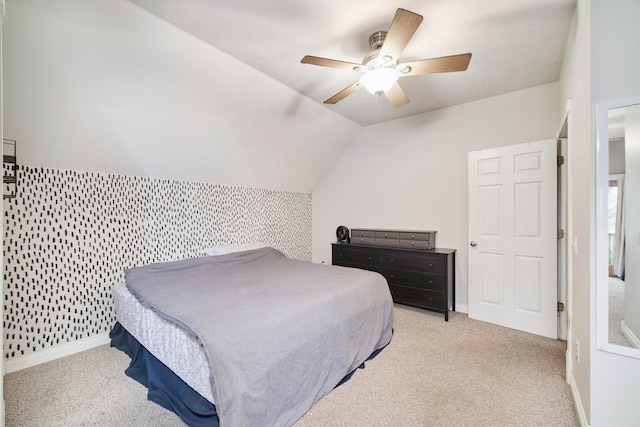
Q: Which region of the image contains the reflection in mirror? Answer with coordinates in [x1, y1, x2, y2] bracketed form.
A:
[607, 108, 628, 346]
[597, 96, 640, 359]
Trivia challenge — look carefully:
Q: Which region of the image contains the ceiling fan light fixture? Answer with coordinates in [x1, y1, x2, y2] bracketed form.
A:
[359, 67, 400, 95]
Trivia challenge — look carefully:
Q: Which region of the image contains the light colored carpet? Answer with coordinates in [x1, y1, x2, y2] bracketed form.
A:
[608, 277, 631, 347]
[5, 305, 578, 427]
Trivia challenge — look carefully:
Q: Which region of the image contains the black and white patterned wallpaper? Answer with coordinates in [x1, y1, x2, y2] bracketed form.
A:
[3, 166, 312, 359]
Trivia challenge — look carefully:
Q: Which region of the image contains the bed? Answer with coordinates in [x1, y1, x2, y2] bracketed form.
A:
[110, 246, 393, 427]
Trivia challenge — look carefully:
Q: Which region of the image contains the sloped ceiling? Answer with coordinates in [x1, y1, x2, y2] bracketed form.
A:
[129, 0, 576, 126]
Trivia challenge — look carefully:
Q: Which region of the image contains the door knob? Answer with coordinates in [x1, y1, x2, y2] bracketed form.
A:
[470, 241, 477, 247]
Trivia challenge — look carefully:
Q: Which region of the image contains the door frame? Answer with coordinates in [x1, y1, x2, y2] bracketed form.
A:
[558, 128, 568, 341]
[559, 99, 573, 381]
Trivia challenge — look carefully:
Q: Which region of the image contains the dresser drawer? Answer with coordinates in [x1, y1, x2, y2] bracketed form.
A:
[398, 239, 433, 249]
[380, 250, 445, 274]
[351, 229, 375, 238]
[398, 231, 436, 241]
[373, 238, 399, 247]
[374, 231, 400, 239]
[388, 284, 445, 310]
[381, 268, 443, 291]
[332, 246, 379, 267]
[351, 236, 375, 245]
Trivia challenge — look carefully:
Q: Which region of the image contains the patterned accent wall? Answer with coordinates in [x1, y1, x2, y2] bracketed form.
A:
[3, 166, 312, 359]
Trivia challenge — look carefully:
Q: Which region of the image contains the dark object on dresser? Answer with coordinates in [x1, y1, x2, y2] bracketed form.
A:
[336, 225, 351, 244]
[332, 243, 455, 321]
[351, 228, 437, 249]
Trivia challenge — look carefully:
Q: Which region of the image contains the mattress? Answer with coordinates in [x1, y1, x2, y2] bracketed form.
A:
[113, 281, 214, 403]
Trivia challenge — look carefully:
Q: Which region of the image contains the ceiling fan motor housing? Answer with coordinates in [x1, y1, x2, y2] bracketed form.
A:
[369, 31, 387, 49]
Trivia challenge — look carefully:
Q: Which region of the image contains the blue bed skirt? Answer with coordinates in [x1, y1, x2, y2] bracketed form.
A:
[110, 323, 218, 427]
[109, 322, 388, 427]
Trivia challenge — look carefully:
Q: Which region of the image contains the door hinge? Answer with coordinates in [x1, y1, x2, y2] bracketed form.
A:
[558, 229, 565, 239]
[557, 302, 565, 312]
[557, 155, 565, 166]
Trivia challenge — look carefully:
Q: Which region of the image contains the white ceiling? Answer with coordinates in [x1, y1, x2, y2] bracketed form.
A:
[129, 0, 576, 126]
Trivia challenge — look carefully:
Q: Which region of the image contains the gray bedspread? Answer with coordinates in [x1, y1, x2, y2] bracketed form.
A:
[125, 247, 393, 427]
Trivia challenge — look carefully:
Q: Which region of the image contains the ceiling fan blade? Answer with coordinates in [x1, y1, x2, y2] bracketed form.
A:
[379, 8, 424, 62]
[324, 82, 362, 104]
[301, 55, 363, 71]
[386, 82, 410, 107]
[399, 53, 472, 76]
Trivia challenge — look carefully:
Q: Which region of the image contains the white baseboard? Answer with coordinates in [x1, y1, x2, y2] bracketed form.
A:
[621, 320, 640, 349]
[454, 303, 468, 314]
[568, 371, 590, 427]
[5, 332, 110, 374]
[565, 348, 572, 385]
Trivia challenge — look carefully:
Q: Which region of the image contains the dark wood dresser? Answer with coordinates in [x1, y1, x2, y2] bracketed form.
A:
[332, 243, 456, 321]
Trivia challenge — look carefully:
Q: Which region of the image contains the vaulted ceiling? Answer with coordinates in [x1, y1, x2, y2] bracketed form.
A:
[130, 0, 576, 126]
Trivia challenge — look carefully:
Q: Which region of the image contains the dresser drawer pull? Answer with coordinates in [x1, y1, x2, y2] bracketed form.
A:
[390, 274, 394, 278]
[368, 256, 372, 260]
[390, 259, 394, 263]
[428, 263, 433, 267]
[429, 280, 433, 284]
[411, 242, 415, 246]
[411, 234, 415, 239]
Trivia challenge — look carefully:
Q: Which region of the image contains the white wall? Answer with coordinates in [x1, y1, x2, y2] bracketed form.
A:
[312, 83, 559, 310]
[2, 0, 360, 194]
[589, 0, 640, 425]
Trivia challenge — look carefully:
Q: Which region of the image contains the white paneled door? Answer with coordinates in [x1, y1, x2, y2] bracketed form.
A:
[468, 140, 557, 339]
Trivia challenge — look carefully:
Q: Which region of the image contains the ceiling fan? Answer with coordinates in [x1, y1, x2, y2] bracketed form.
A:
[301, 8, 472, 107]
